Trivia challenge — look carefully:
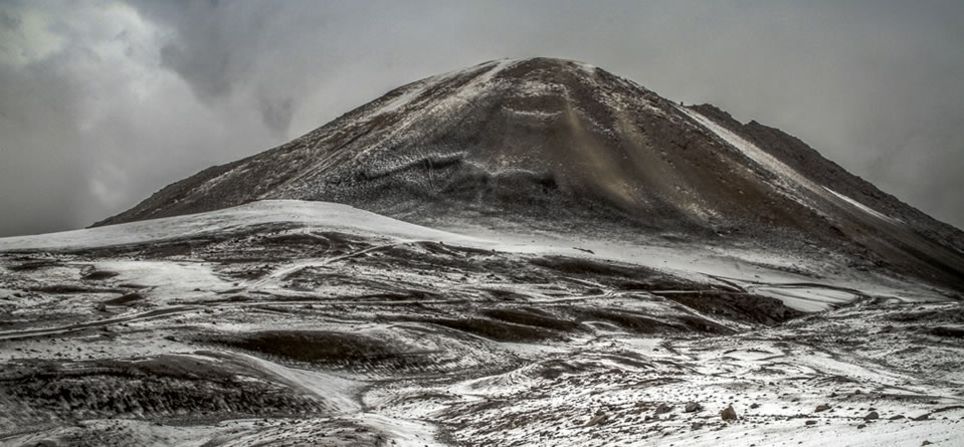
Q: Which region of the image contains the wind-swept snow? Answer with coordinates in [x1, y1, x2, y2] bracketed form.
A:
[0, 200, 480, 252]
[824, 187, 901, 224]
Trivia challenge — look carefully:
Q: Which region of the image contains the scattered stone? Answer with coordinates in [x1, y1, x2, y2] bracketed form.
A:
[720, 405, 738, 422]
[685, 402, 702, 413]
[889, 415, 905, 420]
[921, 441, 932, 446]
[864, 411, 879, 421]
[655, 404, 673, 415]
[815, 404, 831, 412]
[805, 420, 817, 426]
[857, 424, 866, 430]
[749, 403, 760, 409]
[911, 414, 930, 421]
[585, 412, 609, 427]
[84, 270, 120, 281]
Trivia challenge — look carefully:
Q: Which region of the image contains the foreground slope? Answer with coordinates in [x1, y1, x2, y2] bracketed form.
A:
[2, 201, 962, 446]
[96, 58, 964, 291]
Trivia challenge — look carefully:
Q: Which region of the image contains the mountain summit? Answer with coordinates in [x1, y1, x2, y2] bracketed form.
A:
[98, 57, 963, 289]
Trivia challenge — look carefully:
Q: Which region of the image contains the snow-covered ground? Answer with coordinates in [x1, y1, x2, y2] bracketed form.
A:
[0, 200, 478, 252]
[0, 200, 947, 311]
[0, 200, 960, 446]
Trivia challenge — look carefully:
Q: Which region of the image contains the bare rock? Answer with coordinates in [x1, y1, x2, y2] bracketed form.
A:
[720, 404, 738, 422]
[584, 412, 609, 427]
[654, 404, 673, 415]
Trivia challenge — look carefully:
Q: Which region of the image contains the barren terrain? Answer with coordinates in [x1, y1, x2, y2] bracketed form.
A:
[1, 201, 961, 446]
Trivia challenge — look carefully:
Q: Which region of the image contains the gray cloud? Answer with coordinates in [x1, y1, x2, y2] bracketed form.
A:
[0, 0, 962, 236]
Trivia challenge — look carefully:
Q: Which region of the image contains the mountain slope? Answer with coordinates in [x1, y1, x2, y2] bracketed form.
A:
[96, 57, 964, 290]
[691, 103, 964, 256]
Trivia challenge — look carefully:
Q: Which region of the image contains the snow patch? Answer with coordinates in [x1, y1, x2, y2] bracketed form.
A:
[824, 187, 901, 224]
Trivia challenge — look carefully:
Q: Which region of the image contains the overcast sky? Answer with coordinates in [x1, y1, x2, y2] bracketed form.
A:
[1, 0, 962, 236]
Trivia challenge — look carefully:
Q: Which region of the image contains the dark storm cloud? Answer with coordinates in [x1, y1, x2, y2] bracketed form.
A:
[1, 0, 962, 236]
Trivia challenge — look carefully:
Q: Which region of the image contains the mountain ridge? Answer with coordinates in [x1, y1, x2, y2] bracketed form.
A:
[690, 103, 964, 255]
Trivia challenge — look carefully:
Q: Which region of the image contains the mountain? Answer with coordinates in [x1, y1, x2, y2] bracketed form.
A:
[4, 57, 964, 446]
[97, 57, 964, 290]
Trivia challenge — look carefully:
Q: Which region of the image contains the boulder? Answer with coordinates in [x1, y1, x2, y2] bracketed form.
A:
[720, 404, 738, 421]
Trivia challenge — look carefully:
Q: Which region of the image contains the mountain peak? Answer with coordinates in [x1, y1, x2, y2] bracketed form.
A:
[470, 56, 597, 73]
[97, 58, 964, 290]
